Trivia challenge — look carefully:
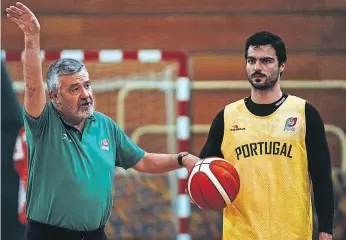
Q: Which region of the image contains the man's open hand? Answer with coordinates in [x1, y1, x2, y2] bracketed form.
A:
[6, 2, 40, 36]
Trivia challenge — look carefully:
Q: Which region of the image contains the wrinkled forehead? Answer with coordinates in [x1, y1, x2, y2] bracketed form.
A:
[59, 69, 90, 87]
[247, 45, 277, 60]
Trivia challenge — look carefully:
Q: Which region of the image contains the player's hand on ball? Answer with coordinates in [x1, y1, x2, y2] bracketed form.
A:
[6, 2, 40, 36]
[182, 154, 200, 173]
[183, 158, 203, 209]
[319, 232, 333, 240]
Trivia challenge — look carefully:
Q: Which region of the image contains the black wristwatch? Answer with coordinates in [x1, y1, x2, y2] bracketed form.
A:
[178, 152, 189, 167]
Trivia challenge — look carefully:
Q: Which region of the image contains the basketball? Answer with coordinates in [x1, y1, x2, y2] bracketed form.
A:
[187, 157, 240, 210]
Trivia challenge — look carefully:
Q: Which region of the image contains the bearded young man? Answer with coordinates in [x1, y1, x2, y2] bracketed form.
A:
[199, 31, 334, 240]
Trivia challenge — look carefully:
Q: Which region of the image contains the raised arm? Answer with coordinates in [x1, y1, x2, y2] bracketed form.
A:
[6, 2, 46, 117]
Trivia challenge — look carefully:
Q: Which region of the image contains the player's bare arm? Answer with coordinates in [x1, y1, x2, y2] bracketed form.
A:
[6, 2, 46, 118]
[132, 152, 199, 174]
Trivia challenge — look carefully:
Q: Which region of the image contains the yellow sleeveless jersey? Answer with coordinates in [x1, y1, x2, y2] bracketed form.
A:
[221, 95, 312, 240]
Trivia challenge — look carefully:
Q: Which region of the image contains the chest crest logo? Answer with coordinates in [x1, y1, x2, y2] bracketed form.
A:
[101, 139, 110, 150]
[284, 117, 297, 131]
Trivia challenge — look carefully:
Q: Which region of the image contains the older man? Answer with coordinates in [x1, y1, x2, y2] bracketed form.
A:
[6, 3, 199, 240]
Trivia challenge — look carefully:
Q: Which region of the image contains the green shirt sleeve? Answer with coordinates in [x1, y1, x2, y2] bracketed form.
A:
[23, 104, 50, 140]
[114, 125, 145, 169]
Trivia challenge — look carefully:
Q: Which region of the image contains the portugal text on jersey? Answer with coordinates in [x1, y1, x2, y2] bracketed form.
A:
[235, 141, 293, 160]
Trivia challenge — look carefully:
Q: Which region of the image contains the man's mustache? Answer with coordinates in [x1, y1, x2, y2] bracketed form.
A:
[78, 98, 93, 106]
[251, 72, 267, 78]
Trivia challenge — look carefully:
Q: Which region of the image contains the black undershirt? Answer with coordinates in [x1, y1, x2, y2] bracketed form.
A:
[199, 93, 334, 234]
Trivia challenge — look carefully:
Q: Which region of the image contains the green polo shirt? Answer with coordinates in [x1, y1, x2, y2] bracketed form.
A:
[23, 103, 145, 231]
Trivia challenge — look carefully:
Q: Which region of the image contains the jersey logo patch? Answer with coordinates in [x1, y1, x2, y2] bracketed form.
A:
[284, 117, 297, 131]
[230, 124, 246, 131]
[101, 139, 110, 150]
[62, 134, 72, 142]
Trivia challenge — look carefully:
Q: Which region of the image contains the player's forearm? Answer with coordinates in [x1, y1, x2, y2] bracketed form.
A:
[23, 35, 46, 117]
[134, 153, 180, 174]
[133, 152, 199, 174]
[305, 103, 334, 234]
[313, 179, 334, 234]
[24, 35, 44, 88]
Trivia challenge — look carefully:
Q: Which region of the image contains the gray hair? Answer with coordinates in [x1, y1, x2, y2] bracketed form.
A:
[46, 58, 85, 92]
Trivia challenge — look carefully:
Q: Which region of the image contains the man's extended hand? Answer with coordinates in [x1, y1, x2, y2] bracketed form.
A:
[182, 154, 200, 173]
[182, 155, 203, 209]
[6, 2, 40, 36]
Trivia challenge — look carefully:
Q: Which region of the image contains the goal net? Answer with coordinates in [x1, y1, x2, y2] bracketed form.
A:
[4, 49, 190, 240]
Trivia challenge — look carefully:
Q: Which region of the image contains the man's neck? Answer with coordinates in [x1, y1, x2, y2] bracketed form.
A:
[72, 119, 86, 132]
[52, 103, 86, 132]
[250, 83, 282, 104]
[59, 112, 86, 131]
[61, 114, 85, 131]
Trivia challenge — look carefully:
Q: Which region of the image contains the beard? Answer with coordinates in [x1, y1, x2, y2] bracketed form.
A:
[75, 98, 95, 118]
[77, 103, 94, 118]
[56, 97, 95, 123]
[247, 69, 280, 91]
